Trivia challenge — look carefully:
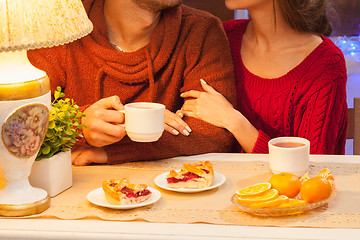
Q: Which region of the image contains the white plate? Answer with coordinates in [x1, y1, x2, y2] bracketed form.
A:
[154, 171, 226, 193]
[87, 187, 161, 209]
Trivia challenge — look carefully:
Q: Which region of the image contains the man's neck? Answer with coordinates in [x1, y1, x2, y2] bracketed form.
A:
[104, 0, 161, 52]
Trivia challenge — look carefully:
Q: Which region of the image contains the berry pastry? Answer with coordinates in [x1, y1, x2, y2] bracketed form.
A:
[102, 178, 152, 205]
[166, 161, 214, 189]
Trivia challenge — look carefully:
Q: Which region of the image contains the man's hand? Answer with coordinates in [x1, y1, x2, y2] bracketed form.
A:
[71, 146, 108, 166]
[82, 96, 126, 147]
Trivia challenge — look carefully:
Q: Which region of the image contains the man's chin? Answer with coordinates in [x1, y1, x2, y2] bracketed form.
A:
[133, 0, 182, 12]
[159, 0, 182, 11]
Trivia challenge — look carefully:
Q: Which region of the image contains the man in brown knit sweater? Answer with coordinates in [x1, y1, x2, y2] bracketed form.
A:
[28, 0, 236, 165]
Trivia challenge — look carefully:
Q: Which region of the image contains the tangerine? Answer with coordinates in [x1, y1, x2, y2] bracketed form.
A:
[269, 172, 301, 198]
[300, 176, 332, 203]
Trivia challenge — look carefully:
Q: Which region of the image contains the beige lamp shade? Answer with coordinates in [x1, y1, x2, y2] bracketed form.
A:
[0, 0, 93, 52]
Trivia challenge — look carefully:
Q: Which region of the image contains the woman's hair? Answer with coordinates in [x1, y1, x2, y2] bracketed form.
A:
[276, 0, 332, 36]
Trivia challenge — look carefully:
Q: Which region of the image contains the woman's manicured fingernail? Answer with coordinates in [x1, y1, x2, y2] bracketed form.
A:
[172, 129, 179, 135]
[200, 79, 207, 85]
[183, 129, 190, 136]
[185, 126, 192, 132]
[180, 93, 184, 97]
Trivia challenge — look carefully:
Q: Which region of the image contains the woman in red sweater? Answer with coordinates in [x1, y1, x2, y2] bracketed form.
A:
[181, 0, 348, 154]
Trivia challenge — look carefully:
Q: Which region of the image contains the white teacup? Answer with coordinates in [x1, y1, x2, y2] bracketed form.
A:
[268, 137, 310, 177]
[120, 102, 165, 142]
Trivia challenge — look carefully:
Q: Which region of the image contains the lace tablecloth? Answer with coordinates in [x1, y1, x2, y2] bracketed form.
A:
[21, 156, 360, 228]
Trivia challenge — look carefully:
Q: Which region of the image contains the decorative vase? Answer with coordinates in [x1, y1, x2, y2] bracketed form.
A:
[29, 151, 72, 197]
[0, 58, 51, 216]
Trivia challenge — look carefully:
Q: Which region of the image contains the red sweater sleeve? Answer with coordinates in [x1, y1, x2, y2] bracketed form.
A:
[251, 130, 271, 153]
[28, 46, 67, 93]
[28, 47, 92, 147]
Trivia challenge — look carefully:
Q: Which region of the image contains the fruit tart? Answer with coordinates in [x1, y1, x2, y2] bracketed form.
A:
[166, 161, 214, 189]
[102, 178, 152, 205]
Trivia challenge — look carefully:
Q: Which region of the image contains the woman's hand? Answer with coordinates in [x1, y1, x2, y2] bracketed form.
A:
[180, 79, 236, 129]
[164, 109, 192, 136]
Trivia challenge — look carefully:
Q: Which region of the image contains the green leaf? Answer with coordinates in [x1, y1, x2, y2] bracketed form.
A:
[57, 112, 65, 118]
[41, 145, 51, 154]
[48, 121, 56, 129]
[46, 129, 55, 137]
[54, 91, 61, 100]
[60, 104, 69, 111]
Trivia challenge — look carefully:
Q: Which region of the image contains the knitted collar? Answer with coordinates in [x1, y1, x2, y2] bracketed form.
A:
[81, 0, 181, 85]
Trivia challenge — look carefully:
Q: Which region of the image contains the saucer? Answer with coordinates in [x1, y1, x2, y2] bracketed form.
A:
[154, 171, 226, 193]
[87, 187, 161, 209]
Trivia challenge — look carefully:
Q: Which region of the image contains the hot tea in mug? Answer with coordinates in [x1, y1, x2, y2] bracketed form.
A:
[268, 137, 310, 177]
[272, 142, 306, 148]
[120, 102, 165, 142]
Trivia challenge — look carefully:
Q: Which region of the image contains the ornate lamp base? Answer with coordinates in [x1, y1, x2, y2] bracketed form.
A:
[0, 50, 52, 217]
[0, 194, 50, 217]
[0, 180, 50, 216]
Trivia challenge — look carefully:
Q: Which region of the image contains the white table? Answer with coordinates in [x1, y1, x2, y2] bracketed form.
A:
[0, 153, 359, 240]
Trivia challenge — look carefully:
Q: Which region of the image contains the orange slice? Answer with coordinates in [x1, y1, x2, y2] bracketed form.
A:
[237, 189, 279, 205]
[235, 182, 272, 197]
[249, 195, 289, 208]
[277, 198, 307, 208]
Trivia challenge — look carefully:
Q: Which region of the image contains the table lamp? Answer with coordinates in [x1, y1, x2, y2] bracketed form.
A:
[0, 0, 93, 216]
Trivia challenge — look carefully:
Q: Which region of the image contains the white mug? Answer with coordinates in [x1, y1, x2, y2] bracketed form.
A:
[268, 137, 310, 177]
[120, 102, 165, 142]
